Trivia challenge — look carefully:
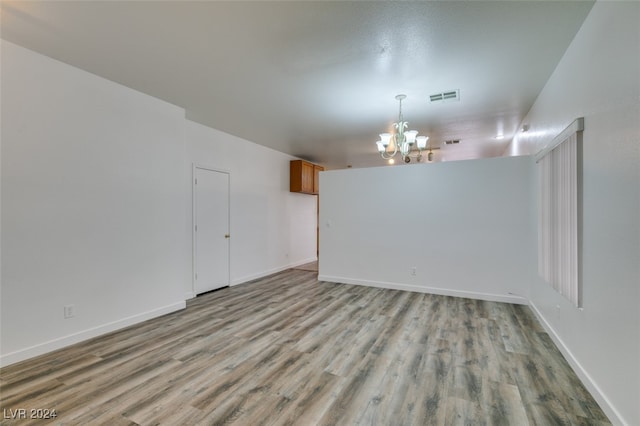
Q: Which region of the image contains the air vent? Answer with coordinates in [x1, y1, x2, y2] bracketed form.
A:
[445, 139, 461, 145]
[430, 90, 460, 103]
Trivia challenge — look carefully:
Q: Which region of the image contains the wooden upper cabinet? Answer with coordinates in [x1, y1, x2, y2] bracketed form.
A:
[290, 160, 323, 195]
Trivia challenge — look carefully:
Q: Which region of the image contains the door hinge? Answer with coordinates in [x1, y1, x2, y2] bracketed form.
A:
[195, 273, 198, 280]
[195, 178, 198, 185]
[195, 225, 198, 232]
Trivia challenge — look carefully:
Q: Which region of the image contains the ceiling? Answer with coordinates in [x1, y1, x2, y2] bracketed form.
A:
[1, 1, 595, 169]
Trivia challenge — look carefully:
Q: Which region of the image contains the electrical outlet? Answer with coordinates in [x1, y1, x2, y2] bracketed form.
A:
[410, 267, 417, 276]
[64, 304, 75, 319]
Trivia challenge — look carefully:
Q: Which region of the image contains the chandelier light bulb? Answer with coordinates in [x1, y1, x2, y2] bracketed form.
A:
[404, 130, 418, 144]
[416, 136, 429, 150]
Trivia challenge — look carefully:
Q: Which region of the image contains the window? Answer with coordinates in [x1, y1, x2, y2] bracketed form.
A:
[536, 118, 583, 307]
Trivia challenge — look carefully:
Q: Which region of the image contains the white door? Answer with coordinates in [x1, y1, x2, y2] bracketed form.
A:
[194, 167, 230, 294]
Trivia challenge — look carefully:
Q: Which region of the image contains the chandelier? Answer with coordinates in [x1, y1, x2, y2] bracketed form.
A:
[375, 94, 429, 163]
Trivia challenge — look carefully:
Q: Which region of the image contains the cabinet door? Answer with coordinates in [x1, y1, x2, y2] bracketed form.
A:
[301, 161, 314, 193]
[290, 160, 315, 194]
[313, 165, 324, 194]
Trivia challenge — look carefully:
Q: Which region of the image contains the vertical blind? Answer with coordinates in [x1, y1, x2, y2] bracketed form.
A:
[536, 119, 583, 307]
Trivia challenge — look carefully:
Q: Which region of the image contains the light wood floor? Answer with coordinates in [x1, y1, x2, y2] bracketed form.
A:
[293, 261, 318, 272]
[0, 269, 609, 425]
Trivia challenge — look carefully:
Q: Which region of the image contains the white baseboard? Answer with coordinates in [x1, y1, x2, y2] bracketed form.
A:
[0, 301, 186, 368]
[528, 302, 626, 426]
[231, 257, 318, 286]
[318, 275, 528, 305]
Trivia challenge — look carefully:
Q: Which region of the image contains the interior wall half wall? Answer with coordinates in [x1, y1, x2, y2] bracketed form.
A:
[319, 155, 535, 304]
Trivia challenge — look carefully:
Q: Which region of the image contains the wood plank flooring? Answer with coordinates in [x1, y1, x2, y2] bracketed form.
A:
[0, 269, 609, 425]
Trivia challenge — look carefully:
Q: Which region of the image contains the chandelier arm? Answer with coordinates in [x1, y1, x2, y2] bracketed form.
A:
[380, 152, 393, 160]
[404, 146, 426, 161]
[379, 142, 398, 159]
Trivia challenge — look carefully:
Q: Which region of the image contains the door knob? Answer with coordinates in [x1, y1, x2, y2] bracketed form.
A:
[224, 234, 230, 239]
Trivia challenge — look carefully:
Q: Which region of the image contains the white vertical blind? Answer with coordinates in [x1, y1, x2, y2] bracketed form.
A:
[537, 120, 582, 307]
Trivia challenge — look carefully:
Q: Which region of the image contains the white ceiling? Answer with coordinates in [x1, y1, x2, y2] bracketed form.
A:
[1, 1, 595, 169]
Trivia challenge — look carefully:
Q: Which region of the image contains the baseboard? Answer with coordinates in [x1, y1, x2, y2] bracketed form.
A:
[528, 302, 626, 426]
[318, 275, 528, 305]
[231, 257, 318, 286]
[0, 301, 186, 368]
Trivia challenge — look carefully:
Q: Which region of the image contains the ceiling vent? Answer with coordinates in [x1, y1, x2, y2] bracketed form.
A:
[430, 90, 460, 103]
[445, 139, 461, 145]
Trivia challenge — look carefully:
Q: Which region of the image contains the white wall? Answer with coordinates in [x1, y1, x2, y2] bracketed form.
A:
[506, 3, 640, 424]
[1, 41, 191, 366]
[185, 120, 317, 291]
[0, 41, 318, 367]
[319, 156, 534, 304]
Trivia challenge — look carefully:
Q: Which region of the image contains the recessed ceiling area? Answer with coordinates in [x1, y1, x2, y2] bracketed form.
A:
[0, 1, 595, 169]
